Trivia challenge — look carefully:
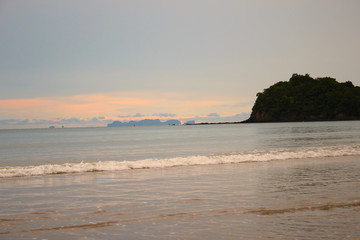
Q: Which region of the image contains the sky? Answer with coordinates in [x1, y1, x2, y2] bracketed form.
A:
[1, 0, 359, 128]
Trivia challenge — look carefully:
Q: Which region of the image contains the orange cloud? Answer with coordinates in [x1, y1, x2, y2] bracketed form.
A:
[56, 94, 151, 116]
[0, 91, 253, 120]
[0, 94, 152, 119]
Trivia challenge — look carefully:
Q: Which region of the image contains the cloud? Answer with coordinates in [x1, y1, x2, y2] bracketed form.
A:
[153, 113, 177, 117]
[0, 112, 251, 129]
[133, 113, 145, 117]
[0, 91, 254, 128]
[234, 113, 251, 119]
[0, 117, 113, 128]
[207, 113, 220, 117]
[0, 119, 21, 125]
[179, 113, 250, 123]
[0, 94, 152, 119]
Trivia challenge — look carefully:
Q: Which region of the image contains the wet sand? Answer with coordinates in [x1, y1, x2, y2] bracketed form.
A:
[1, 156, 360, 239]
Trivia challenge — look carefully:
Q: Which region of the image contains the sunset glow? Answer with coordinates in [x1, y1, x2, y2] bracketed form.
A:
[1, 1, 359, 128]
[0, 91, 253, 127]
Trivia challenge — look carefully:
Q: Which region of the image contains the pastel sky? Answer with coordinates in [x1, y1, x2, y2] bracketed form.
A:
[1, 0, 360, 128]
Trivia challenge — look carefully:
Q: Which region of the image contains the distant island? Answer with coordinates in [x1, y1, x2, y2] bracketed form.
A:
[244, 73, 360, 123]
[108, 119, 181, 127]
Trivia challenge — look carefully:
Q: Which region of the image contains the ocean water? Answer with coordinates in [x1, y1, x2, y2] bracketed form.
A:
[0, 121, 359, 239]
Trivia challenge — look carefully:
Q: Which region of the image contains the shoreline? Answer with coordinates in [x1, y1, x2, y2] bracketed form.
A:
[187, 119, 360, 125]
[1, 155, 359, 239]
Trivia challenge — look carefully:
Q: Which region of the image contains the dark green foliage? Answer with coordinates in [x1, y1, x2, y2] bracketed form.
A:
[248, 74, 360, 122]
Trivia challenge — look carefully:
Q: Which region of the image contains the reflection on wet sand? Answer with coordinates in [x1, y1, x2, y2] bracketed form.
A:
[246, 201, 360, 215]
[1, 200, 359, 236]
[1, 156, 360, 239]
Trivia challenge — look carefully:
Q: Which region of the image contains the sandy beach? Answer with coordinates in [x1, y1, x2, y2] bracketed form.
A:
[1, 155, 359, 239]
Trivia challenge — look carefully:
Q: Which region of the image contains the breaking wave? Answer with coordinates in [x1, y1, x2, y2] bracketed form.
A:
[1, 145, 359, 178]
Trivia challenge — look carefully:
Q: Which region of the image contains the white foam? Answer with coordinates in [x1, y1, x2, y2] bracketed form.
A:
[1, 145, 359, 178]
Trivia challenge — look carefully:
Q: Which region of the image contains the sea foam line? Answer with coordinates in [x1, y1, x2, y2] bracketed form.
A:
[1, 145, 359, 178]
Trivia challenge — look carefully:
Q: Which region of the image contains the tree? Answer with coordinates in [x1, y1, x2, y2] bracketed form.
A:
[245, 74, 360, 122]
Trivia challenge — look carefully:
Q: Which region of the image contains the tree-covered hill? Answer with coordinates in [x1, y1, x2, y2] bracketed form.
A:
[244, 74, 360, 122]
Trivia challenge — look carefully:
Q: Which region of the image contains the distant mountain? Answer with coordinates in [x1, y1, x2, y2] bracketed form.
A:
[184, 120, 195, 125]
[107, 119, 181, 127]
[244, 73, 360, 123]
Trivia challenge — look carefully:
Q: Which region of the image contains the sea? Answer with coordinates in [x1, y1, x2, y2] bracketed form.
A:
[0, 121, 359, 239]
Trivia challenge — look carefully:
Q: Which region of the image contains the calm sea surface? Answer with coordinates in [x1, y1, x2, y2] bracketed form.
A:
[0, 121, 359, 239]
